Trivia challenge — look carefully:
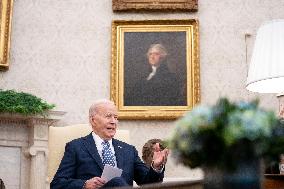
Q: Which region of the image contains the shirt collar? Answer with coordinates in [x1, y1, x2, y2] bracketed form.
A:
[151, 66, 157, 72]
[92, 132, 113, 146]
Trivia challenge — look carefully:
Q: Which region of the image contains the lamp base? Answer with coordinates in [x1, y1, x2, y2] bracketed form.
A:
[277, 93, 284, 118]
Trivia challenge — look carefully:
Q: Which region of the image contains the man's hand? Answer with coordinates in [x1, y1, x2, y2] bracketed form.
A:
[84, 177, 106, 189]
[152, 143, 169, 170]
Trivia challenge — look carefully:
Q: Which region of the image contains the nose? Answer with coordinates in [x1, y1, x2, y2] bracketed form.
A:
[110, 116, 118, 123]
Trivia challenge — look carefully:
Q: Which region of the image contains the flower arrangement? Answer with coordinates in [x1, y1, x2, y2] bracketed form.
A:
[169, 98, 284, 171]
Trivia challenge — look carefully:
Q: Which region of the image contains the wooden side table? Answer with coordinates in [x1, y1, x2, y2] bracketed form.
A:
[264, 174, 284, 189]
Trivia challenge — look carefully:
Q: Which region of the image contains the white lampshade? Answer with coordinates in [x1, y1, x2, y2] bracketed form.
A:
[246, 19, 284, 93]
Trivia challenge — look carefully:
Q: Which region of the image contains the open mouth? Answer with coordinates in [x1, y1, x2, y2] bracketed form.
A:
[107, 128, 115, 131]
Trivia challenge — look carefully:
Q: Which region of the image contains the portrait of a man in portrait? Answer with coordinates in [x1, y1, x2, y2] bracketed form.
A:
[111, 19, 199, 119]
[123, 32, 187, 106]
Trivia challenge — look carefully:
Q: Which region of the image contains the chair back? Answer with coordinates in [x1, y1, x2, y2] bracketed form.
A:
[48, 124, 129, 182]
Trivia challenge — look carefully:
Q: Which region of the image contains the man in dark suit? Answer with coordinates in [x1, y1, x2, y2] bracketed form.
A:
[50, 99, 169, 189]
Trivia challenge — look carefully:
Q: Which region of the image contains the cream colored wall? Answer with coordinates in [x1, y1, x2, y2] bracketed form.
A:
[1, 0, 284, 178]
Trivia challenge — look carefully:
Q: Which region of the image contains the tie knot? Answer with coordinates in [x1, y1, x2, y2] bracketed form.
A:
[102, 141, 110, 147]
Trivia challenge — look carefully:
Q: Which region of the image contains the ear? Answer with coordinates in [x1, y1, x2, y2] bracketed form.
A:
[89, 115, 96, 126]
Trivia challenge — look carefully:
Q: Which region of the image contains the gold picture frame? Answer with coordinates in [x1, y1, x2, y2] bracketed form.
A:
[112, 0, 198, 12]
[0, 0, 13, 70]
[111, 20, 200, 120]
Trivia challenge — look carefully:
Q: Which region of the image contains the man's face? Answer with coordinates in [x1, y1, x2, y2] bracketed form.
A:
[148, 49, 163, 66]
[90, 103, 118, 140]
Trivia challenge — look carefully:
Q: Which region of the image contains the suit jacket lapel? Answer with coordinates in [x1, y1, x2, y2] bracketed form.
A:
[83, 133, 104, 170]
[113, 139, 124, 169]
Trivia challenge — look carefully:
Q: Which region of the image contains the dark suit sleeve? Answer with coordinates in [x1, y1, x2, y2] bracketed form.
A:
[132, 146, 164, 185]
[50, 142, 86, 189]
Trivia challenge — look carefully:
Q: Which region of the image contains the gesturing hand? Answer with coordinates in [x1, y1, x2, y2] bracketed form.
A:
[152, 143, 169, 170]
[84, 177, 106, 189]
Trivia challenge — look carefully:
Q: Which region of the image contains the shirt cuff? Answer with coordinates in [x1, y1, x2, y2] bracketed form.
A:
[82, 180, 87, 189]
[151, 161, 164, 173]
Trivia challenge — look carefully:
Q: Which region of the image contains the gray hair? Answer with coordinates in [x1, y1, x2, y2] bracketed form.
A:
[147, 44, 168, 58]
[89, 99, 115, 118]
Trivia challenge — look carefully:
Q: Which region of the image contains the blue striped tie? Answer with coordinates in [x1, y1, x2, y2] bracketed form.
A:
[102, 141, 116, 167]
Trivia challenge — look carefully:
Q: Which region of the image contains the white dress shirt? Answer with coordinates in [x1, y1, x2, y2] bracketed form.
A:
[92, 132, 117, 167]
[147, 66, 157, 80]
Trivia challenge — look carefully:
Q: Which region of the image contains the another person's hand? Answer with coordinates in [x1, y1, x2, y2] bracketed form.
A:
[152, 143, 169, 170]
[84, 177, 106, 189]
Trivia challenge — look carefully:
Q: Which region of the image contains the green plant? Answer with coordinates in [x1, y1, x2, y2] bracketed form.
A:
[0, 89, 55, 115]
[168, 98, 284, 171]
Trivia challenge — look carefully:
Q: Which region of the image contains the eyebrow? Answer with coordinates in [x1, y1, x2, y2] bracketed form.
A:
[105, 112, 118, 117]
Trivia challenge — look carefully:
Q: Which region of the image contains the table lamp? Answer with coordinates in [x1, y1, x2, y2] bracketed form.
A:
[246, 19, 284, 174]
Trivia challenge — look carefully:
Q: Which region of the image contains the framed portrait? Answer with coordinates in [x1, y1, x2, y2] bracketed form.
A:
[112, 0, 198, 12]
[111, 20, 200, 119]
[0, 0, 13, 70]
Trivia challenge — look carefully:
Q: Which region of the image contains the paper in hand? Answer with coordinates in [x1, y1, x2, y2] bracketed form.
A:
[101, 165, 122, 182]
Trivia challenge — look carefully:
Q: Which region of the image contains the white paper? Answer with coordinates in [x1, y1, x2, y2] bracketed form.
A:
[101, 165, 122, 182]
